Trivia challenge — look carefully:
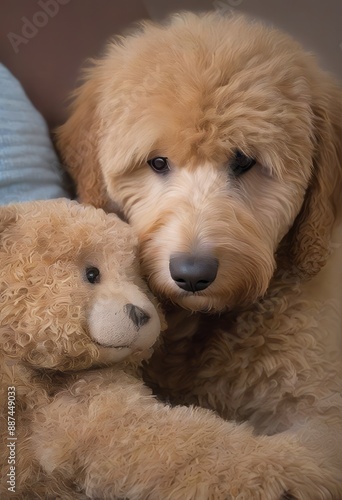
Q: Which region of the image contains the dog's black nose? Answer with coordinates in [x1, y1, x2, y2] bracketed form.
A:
[169, 253, 219, 293]
[124, 304, 150, 329]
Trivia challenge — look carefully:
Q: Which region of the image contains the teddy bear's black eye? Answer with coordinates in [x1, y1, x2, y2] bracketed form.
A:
[86, 267, 100, 284]
[230, 150, 256, 176]
[147, 157, 170, 174]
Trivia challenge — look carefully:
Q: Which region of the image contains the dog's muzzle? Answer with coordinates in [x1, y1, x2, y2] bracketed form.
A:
[169, 253, 219, 293]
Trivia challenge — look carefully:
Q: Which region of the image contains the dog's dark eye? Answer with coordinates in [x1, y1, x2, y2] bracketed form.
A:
[147, 157, 170, 174]
[86, 267, 100, 284]
[230, 150, 256, 176]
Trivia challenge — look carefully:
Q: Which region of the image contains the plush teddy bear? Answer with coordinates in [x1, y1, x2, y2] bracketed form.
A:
[0, 198, 276, 500]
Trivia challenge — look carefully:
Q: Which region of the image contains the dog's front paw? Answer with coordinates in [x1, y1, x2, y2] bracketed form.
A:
[223, 439, 341, 500]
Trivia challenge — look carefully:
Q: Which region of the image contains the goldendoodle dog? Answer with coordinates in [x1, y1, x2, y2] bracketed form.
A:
[57, 12, 342, 499]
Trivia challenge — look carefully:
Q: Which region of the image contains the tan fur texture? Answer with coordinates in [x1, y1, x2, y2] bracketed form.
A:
[57, 12, 342, 499]
[0, 199, 286, 500]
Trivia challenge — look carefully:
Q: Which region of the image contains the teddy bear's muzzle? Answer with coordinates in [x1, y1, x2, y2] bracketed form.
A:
[87, 290, 161, 363]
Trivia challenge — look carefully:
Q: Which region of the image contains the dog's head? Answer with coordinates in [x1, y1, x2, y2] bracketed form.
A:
[57, 12, 342, 312]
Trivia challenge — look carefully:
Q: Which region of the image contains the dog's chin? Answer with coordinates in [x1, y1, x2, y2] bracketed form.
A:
[149, 278, 268, 314]
[151, 287, 230, 313]
[175, 294, 229, 313]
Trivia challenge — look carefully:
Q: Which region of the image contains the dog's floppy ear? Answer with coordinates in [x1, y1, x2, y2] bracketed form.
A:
[285, 77, 342, 279]
[56, 69, 111, 210]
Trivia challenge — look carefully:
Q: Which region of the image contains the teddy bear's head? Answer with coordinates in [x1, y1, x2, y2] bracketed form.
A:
[0, 199, 163, 371]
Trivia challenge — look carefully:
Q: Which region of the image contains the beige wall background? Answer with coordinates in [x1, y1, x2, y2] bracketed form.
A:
[0, 0, 341, 128]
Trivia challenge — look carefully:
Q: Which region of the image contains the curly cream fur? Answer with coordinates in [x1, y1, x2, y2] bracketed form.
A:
[6, 201, 337, 498]
[57, 12, 342, 499]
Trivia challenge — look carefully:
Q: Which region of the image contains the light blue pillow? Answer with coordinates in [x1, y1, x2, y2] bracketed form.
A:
[0, 64, 71, 204]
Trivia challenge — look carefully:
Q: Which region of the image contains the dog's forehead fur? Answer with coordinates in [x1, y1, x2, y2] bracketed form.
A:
[98, 13, 315, 181]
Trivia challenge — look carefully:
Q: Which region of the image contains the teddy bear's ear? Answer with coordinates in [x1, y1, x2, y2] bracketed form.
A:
[0, 204, 19, 237]
[56, 69, 112, 210]
[281, 77, 342, 279]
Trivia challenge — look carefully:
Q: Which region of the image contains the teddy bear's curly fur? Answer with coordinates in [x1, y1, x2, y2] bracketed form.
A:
[56, 11, 342, 499]
[3, 198, 323, 500]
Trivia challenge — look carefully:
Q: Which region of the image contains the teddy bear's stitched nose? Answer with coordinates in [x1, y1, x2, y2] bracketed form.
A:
[124, 304, 150, 330]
